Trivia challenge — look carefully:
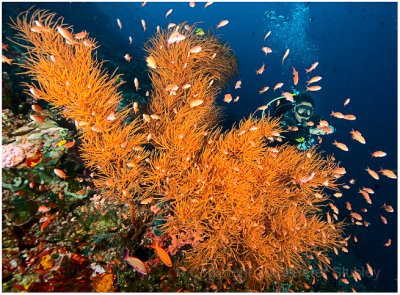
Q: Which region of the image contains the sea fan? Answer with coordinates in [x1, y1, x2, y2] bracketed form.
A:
[10, 9, 344, 289]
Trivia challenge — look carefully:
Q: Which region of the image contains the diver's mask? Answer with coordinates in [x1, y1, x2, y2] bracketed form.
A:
[294, 104, 313, 118]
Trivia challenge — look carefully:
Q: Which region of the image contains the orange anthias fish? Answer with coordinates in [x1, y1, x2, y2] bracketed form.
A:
[350, 212, 363, 221]
[216, 20, 229, 29]
[117, 18, 122, 30]
[282, 48, 289, 64]
[37, 205, 51, 213]
[256, 63, 265, 75]
[141, 19, 147, 31]
[134, 78, 140, 91]
[235, 80, 242, 89]
[167, 31, 186, 46]
[190, 99, 204, 108]
[273, 82, 283, 91]
[75, 31, 88, 39]
[332, 140, 348, 151]
[142, 114, 151, 123]
[382, 203, 394, 213]
[332, 167, 346, 175]
[56, 26, 77, 45]
[307, 76, 322, 85]
[359, 189, 372, 204]
[346, 202, 352, 211]
[298, 172, 315, 185]
[371, 151, 387, 158]
[189, 45, 202, 54]
[83, 39, 95, 47]
[361, 187, 374, 194]
[149, 241, 172, 267]
[223, 94, 233, 103]
[133, 102, 139, 113]
[261, 47, 272, 55]
[264, 30, 271, 40]
[30, 114, 46, 124]
[343, 114, 356, 120]
[124, 53, 132, 62]
[353, 270, 362, 281]
[365, 167, 379, 180]
[341, 278, 349, 285]
[123, 249, 148, 275]
[264, 31, 271, 40]
[204, 1, 214, 8]
[330, 111, 344, 119]
[259, 86, 269, 94]
[306, 61, 319, 73]
[292, 67, 298, 85]
[146, 56, 157, 69]
[366, 263, 374, 276]
[40, 213, 56, 231]
[344, 97, 350, 106]
[282, 92, 294, 102]
[350, 129, 366, 144]
[379, 168, 397, 179]
[31, 26, 53, 33]
[165, 8, 173, 18]
[54, 168, 68, 179]
[306, 85, 321, 92]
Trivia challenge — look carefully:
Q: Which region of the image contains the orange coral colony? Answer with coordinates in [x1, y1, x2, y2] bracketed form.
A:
[11, 9, 345, 290]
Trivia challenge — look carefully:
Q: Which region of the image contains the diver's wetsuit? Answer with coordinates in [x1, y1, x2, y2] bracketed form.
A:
[279, 111, 321, 151]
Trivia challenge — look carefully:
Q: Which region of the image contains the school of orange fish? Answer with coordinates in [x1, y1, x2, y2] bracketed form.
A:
[2, 1, 396, 289]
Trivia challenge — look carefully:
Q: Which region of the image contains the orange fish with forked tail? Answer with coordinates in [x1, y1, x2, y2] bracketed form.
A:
[282, 48, 289, 64]
[379, 168, 397, 179]
[307, 76, 322, 85]
[149, 241, 172, 267]
[306, 85, 321, 92]
[371, 151, 386, 158]
[123, 249, 148, 275]
[306, 62, 319, 73]
[350, 129, 366, 144]
[365, 167, 379, 180]
[57, 26, 77, 45]
[256, 63, 265, 75]
[332, 140, 348, 151]
[292, 67, 298, 85]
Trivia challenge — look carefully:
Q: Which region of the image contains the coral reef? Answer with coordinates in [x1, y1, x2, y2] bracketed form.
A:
[6, 8, 345, 290]
[2, 117, 69, 169]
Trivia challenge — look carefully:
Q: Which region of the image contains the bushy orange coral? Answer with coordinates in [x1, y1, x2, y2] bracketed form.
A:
[153, 116, 344, 289]
[143, 25, 345, 289]
[11, 10, 344, 290]
[10, 9, 149, 210]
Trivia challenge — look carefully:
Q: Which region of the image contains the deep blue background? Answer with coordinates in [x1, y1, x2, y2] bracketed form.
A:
[3, 2, 397, 291]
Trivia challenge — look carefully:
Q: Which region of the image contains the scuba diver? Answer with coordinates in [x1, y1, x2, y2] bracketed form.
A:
[262, 91, 334, 151]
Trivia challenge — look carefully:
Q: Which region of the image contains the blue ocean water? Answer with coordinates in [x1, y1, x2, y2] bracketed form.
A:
[2, 1, 397, 292]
